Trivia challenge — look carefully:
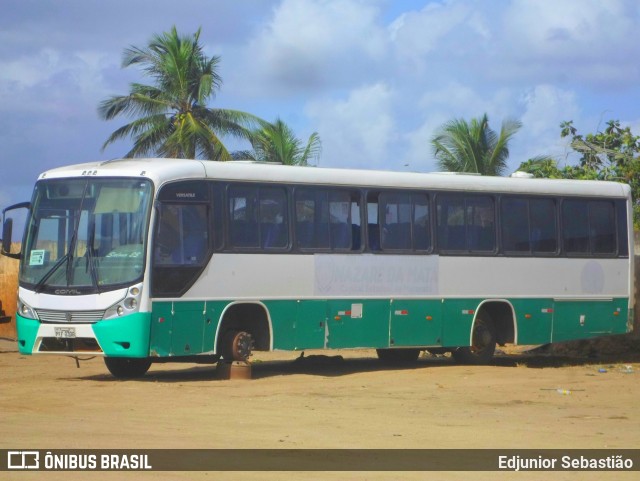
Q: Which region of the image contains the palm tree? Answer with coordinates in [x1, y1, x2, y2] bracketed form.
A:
[98, 26, 262, 160]
[431, 114, 522, 176]
[239, 118, 322, 166]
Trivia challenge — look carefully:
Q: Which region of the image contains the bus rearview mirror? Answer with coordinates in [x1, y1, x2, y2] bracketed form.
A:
[1, 218, 12, 255]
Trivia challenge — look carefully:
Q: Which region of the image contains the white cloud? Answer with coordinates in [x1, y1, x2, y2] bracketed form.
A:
[504, 0, 634, 57]
[306, 82, 396, 169]
[389, 0, 489, 71]
[519, 86, 578, 137]
[0, 48, 117, 115]
[389, 2, 466, 49]
[245, 0, 388, 94]
[502, 0, 640, 88]
[509, 85, 579, 169]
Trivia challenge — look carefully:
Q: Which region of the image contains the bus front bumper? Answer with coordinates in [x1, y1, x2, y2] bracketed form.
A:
[16, 312, 151, 358]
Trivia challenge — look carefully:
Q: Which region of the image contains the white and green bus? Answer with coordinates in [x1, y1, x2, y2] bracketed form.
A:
[2, 158, 634, 378]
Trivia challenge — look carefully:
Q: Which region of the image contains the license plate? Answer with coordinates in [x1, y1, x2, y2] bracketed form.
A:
[54, 327, 76, 339]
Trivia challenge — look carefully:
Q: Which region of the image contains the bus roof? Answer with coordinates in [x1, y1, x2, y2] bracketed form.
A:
[37, 158, 631, 198]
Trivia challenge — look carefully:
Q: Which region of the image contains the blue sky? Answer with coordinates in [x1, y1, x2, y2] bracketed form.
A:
[1, 0, 640, 209]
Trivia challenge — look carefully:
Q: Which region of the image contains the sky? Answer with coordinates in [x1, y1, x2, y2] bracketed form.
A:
[1, 0, 640, 209]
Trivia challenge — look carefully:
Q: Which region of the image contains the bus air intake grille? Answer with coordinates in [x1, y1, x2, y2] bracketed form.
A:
[35, 309, 106, 323]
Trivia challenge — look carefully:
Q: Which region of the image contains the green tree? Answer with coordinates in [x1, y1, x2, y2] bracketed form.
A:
[99, 26, 262, 160]
[237, 118, 322, 166]
[517, 120, 640, 227]
[560, 120, 640, 178]
[516, 156, 571, 179]
[431, 114, 522, 176]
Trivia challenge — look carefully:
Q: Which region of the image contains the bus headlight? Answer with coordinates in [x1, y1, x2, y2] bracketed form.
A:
[124, 297, 138, 310]
[17, 298, 37, 320]
[103, 283, 143, 319]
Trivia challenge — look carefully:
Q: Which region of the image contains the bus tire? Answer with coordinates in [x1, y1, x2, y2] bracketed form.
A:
[222, 330, 253, 361]
[376, 348, 420, 363]
[104, 357, 152, 379]
[452, 317, 496, 365]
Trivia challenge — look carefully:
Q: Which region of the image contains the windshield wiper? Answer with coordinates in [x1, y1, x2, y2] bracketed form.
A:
[85, 218, 101, 294]
[33, 232, 75, 293]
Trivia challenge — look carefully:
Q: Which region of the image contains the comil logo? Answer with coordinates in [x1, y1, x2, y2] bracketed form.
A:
[8, 451, 39, 470]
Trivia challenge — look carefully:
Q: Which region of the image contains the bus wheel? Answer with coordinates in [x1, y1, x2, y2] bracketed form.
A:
[452, 317, 496, 365]
[376, 348, 420, 363]
[222, 330, 253, 361]
[104, 357, 152, 379]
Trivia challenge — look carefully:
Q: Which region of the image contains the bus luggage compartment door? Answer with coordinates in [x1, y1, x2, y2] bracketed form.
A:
[389, 299, 442, 347]
[326, 299, 388, 349]
[552, 298, 615, 342]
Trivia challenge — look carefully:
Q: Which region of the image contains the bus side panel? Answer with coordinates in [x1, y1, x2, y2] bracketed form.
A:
[149, 301, 174, 357]
[171, 301, 206, 356]
[326, 299, 389, 349]
[509, 298, 553, 345]
[389, 299, 442, 347]
[150, 300, 222, 356]
[440, 299, 478, 347]
[264, 300, 297, 351]
[552, 298, 629, 343]
[202, 301, 221, 353]
[294, 300, 328, 350]
[93, 312, 151, 358]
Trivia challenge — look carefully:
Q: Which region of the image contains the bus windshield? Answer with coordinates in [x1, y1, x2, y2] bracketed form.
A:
[20, 178, 153, 294]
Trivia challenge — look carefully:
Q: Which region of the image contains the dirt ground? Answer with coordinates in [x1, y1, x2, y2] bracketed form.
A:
[1, 338, 639, 481]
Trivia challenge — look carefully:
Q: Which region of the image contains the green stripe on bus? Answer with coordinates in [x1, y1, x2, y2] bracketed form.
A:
[150, 296, 631, 355]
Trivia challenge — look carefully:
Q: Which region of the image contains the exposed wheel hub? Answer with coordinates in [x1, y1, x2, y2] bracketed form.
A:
[229, 331, 252, 361]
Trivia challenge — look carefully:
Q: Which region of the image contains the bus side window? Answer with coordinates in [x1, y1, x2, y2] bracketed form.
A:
[563, 200, 589, 254]
[530, 198, 557, 254]
[367, 193, 381, 251]
[437, 195, 494, 253]
[295, 188, 330, 250]
[182, 205, 208, 263]
[413, 194, 430, 251]
[228, 185, 288, 251]
[437, 196, 465, 251]
[295, 190, 317, 249]
[350, 194, 362, 251]
[616, 200, 629, 257]
[590, 201, 615, 254]
[229, 186, 259, 248]
[294, 188, 359, 251]
[155, 204, 181, 264]
[501, 198, 530, 253]
[380, 192, 412, 250]
[328, 193, 352, 250]
[466, 196, 495, 252]
[155, 204, 208, 265]
[259, 187, 288, 249]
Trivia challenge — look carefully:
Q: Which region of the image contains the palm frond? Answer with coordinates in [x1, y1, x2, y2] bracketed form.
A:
[99, 26, 266, 159]
[431, 114, 522, 176]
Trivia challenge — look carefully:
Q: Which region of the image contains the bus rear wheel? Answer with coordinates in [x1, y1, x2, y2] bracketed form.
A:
[452, 317, 496, 365]
[104, 357, 152, 379]
[376, 348, 421, 363]
[221, 330, 253, 361]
